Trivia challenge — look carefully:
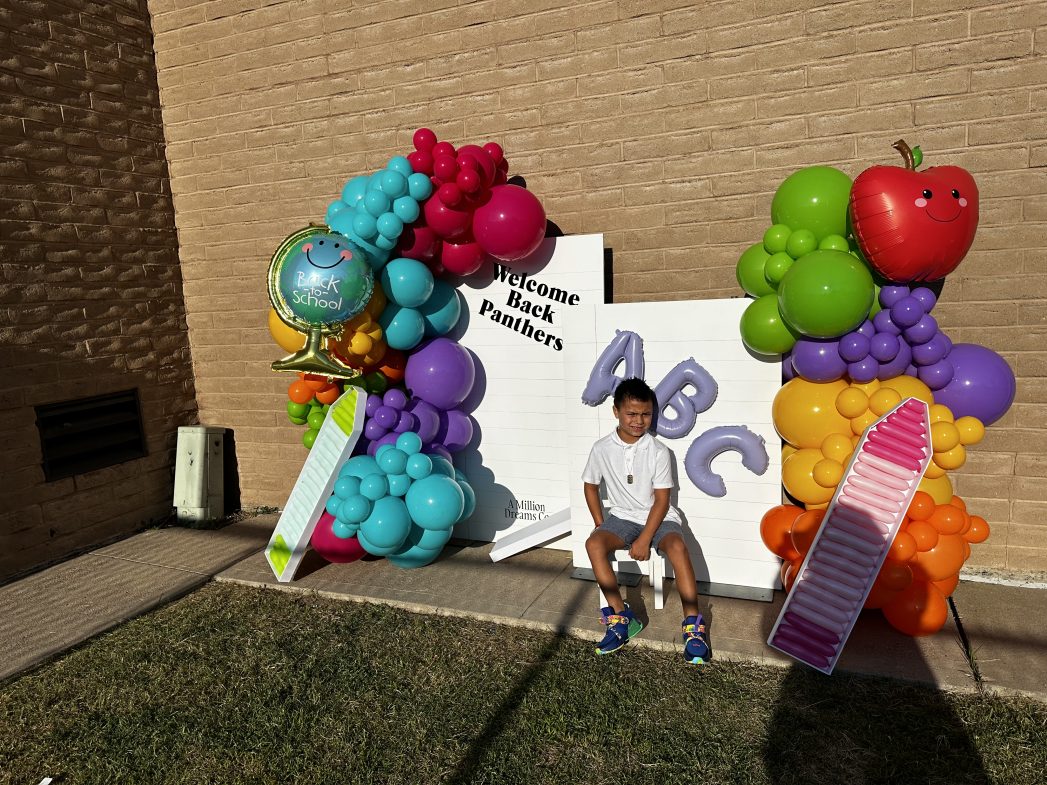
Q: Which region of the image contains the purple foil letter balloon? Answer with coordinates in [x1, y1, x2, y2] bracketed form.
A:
[581, 330, 644, 406]
[652, 358, 718, 439]
[684, 425, 769, 497]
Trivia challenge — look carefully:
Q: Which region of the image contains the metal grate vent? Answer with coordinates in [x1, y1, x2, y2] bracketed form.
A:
[35, 389, 148, 481]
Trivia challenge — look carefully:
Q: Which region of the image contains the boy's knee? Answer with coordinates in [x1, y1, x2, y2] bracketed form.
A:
[659, 533, 687, 555]
[585, 531, 610, 555]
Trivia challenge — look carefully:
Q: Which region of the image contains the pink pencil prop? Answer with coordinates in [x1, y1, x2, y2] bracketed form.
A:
[768, 397, 932, 675]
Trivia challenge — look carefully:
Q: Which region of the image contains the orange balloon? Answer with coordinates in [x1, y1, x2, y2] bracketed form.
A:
[906, 491, 935, 521]
[911, 534, 966, 582]
[301, 374, 331, 391]
[883, 580, 949, 636]
[927, 505, 966, 536]
[964, 515, 990, 544]
[933, 573, 960, 597]
[907, 519, 939, 552]
[780, 557, 803, 592]
[315, 386, 341, 405]
[760, 505, 804, 561]
[948, 495, 967, 512]
[378, 348, 406, 382]
[288, 380, 315, 405]
[886, 531, 917, 562]
[789, 509, 826, 556]
[864, 581, 901, 610]
[876, 561, 914, 592]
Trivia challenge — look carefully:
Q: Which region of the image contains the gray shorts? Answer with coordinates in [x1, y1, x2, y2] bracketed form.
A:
[596, 515, 686, 552]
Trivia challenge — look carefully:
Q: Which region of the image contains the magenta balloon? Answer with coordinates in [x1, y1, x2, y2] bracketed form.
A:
[441, 239, 485, 276]
[311, 512, 367, 563]
[472, 184, 546, 261]
[423, 196, 472, 240]
[405, 338, 476, 410]
[932, 343, 1015, 425]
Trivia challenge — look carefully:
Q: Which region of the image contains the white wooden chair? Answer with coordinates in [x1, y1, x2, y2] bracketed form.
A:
[598, 550, 665, 610]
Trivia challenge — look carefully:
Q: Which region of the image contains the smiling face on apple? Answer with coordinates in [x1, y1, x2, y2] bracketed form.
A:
[849, 141, 979, 283]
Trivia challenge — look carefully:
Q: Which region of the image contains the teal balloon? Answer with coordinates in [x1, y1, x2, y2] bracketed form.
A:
[364, 190, 391, 218]
[419, 280, 462, 336]
[739, 294, 797, 355]
[376, 212, 404, 240]
[393, 195, 420, 224]
[387, 473, 412, 497]
[396, 431, 423, 455]
[386, 542, 443, 569]
[406, 452, 433, 480]
[429, 455, 455, 478]
[387, 156, 413, 177]
[334, 476, 361, 499]
[340, 454, 381, 480]
[339, 494, 371, 524]
[341, 176, 369, 207]
[777, 249, 875, 338]
[379, 303, 425, 350]
[359, 473, 389, 501]
[381, 257, 435, 308]
[378, 447, 409, 475]
[457, 479, 476, 521]
[407, 172, 433, 201]
[736, 243, 773, 297]
[380, 170, 408, 198]
[771, 166, 852, 242]
[358, 496, 412, 555]
[405, 474, 465, 530]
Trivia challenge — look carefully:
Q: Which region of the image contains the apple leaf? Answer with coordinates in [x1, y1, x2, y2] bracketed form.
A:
[912, 146, 924, 168]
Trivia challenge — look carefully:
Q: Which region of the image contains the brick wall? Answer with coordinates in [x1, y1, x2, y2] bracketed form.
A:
[0, 0, 197, 579]
[148, 0, 1047, 573]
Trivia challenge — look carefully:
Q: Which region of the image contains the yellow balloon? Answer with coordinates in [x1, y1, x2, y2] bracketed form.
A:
[807, 501, 829, 510]
[919, 473, 954, 505]
[934, 444, 967, 471]
[268, 307, 307, 353]
[850, 410, 878, 436]
[851, 379, 880, 396]
[929, 403, 954, 424]
[773, 378, 851, 448]
[924, 460, 946, 479]
[821, 432, 853, 463]
[813, 458, 844, 488]
[881, 375, 933, 405]
[331, 311, 387, 367]
[955, 416, 985, 445]
[783, 448, 836, 505]
[869, 388, 902, 416]
[782, 444, 798, 462]
[930, 421, 961, 453]
[836, 387, 869, 418]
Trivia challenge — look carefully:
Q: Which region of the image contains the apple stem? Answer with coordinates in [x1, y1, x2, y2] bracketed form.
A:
[893, 139, 917, 170]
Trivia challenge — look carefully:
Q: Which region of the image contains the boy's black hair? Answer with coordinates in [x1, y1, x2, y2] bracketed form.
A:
[613, 377, 656, 409]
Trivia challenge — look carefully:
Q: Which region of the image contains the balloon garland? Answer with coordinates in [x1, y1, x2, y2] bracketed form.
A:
[265, 129, 547, 569]
[740, 141, 1015, 636]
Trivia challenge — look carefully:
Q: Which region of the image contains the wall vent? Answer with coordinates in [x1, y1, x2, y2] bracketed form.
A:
[35, 389, 148, 481]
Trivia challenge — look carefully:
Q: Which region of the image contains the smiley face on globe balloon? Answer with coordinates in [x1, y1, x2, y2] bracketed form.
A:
[273, 227, 374, 328]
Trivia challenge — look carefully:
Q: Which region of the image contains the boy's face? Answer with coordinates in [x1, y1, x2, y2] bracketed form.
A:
[613, 396, 653, 444]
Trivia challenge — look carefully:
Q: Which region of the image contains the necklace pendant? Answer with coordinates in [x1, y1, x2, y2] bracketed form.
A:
[627, 474, 633, 484]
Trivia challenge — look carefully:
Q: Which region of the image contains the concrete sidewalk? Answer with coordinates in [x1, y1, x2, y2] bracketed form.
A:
[4, 514, 1045, 700]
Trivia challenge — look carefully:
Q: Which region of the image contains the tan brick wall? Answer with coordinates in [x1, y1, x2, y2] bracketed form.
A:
[149, 0, 1047, 573]
[0, 0, 197, 579]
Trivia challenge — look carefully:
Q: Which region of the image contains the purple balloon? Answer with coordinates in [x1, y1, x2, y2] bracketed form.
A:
[782, 350, 797, 382]
[856, 319, 876, 338]
[906, 364, 919, 376]
[437, 409, 475, 452]
[791, 338, 847, 382]
[425, 444, 453, 463]
[879, 286, 909, 308]
[917, 359, 955, 390]
[383, 388, 408, 410]
[870, 332, 900, 363]
[394, 411, 418, 434]
[365, 394, 382, 417]
[848, 356, 880, 383]
[374, 405, 399, 430]
[940, 332, 953, 354]
[873, 310, 901, 335]
[406, 398, 441, 443]
[364, 418, 387, 441]
[910, 286, 938, 312]
[912, 334, 948, 366]
[878, 340, 912, 379]
[405, 337, 476, 410]
[904, 313, 938, 345]
[933, 343, 1016, 425]
[890, 296, 924, 328]
[840, 332, 871, 363]
[367, 431, 400, 456]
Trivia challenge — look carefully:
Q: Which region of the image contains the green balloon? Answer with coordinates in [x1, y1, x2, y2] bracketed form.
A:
[287, 401, 309, 419]
[870, 284, 882, 318]
[786, 228, 817, 259]
[307, 410, 327, 430]
[736, 243, 773, 297]
[777, 250, 874, 338]
[302, 428, 319, 449]
[818, 233, 850, 252]
[289, 415, 308, 426]
[764, 252, 794, 287]
[739, 294, 797, 355]
[363, 371, 388, 395]
[762, 224, 791, 254]
[771, 166, 852, 242]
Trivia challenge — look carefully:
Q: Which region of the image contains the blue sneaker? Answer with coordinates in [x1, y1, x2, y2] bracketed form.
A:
[682, 614, 710, 664]
[596, 605, 643, 655]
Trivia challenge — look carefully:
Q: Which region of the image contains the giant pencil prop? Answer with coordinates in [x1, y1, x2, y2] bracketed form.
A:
[768, 397, 932, 674]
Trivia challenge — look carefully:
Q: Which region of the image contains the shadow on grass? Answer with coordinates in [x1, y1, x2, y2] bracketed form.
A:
[445, 580, 590, 785]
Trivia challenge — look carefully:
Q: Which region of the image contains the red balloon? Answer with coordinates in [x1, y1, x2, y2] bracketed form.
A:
[424, 196, 473, 240]
[396, 223, 441, 262]
[407, 149, 433, 176]
[441, 240, 486, 276]
[472, 184, 546, 262]
[413, 127, 437, 151]
[457, 143, 496, 187]
[849, 141, 979, 282]
[311, 511, 366, 564]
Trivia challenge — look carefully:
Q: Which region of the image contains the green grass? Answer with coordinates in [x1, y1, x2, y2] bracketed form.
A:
[2, 583, 1044, 785]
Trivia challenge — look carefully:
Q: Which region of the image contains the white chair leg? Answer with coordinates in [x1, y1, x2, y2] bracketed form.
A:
[651, 555, 664, 610]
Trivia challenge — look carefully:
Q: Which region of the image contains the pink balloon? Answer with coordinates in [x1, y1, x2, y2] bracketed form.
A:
[424, 196, 473, 240]
[441, 239, 485, 276]
[457, 144, 496, 188]
[396, 222, 440, 262]
[472, 184, 546, 261]
[311, 511, 367, 563]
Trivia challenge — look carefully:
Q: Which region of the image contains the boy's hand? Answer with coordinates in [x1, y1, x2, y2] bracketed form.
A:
[629, 538, 651, 561]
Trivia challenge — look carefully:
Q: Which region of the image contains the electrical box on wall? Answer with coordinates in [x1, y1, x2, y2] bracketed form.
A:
[174, 426, 225, 523]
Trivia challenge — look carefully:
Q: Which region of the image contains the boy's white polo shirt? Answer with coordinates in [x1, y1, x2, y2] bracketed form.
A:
[582, 429, 681, 525]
